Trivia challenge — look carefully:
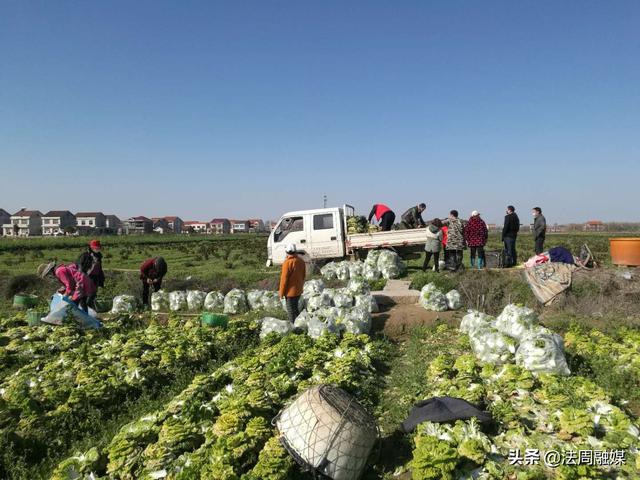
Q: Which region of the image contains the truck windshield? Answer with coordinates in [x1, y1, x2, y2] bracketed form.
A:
[274, 216, 303, 242]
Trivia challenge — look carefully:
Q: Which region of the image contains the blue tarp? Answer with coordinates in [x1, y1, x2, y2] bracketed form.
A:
[42, 293, 102, 329]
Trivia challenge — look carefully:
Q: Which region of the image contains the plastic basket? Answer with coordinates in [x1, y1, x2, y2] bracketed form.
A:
[201, 313, 228, 328]
[27, 309, 45, 326]
[13, 294, 39, 309]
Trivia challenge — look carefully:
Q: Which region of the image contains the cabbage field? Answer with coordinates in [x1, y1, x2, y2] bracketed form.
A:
[0, 233, 639, 479]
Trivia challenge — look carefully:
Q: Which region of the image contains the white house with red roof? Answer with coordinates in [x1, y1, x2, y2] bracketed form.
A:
[42, 210, 76, 236]
[210, 218, 231, 235]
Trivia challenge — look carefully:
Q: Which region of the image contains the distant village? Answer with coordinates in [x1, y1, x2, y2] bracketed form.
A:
[0, 208, 274, 237]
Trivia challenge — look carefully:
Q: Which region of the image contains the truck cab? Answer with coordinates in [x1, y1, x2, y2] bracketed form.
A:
[267, 207, 347, 266]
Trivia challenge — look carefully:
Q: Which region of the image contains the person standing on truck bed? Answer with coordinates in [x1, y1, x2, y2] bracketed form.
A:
[502, 205, 520, 267]
[279, 244, 306, 323]
[401, 203, 427, 229]
[367, 203, 396, 231]
[532, 207, 547, 255]
[140, 257, 168, 307]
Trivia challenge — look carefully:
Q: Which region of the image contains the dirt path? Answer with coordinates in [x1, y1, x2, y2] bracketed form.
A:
[372, 303, 463, 339]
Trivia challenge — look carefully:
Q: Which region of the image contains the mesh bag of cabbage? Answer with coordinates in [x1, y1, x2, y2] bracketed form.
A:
[275, 385, 378, 480]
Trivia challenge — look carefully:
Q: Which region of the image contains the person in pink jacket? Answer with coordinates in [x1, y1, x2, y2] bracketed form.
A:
[39, 261, 96, 312]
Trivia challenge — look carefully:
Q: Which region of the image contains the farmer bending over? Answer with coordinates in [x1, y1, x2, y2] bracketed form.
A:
[38, 261, 96, 312]
[140, 257, 168, 307]
[279, 244, 306, 323]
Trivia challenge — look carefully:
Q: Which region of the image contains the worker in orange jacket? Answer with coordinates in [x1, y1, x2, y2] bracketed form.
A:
[279, 244, 306, 323]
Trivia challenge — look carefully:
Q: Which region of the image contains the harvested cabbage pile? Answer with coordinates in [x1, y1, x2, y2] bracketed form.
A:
[169, 291, 187, 311]
[346, 215, 369, 234]
[377, 250, 406, 279]
[150, 290, 169, 312]
[259, 317, 293, 339]
[186, 290, 206, 311]
[515, 332, 571, 376]
[355, 294, 379, 313]
[463, 304, 570, 375]
[261, 291, 283, 311]
[302, 279, 324, 296]
[223, 289, 248, 315]
[204, 291, 225, 312]
[494, 304, 538, 340]
[445, 290, 462, 310]
[111, 295, 137, 314]
[469, 325, 517, 365]
[460, 310, 494, 335]
[419, 284, 448, 312]
[247, 290, 266, 310]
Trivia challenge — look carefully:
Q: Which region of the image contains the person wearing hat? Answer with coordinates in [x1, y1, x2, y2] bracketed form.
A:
[77, 239, 105, 310]
[140, 257, 168, 307]
[464, 211, 488, 269]
[279, 244, 306, 323]
[38, 261, 96, 312]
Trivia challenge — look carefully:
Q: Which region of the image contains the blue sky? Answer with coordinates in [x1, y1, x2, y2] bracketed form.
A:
[1, 1, 638, 224]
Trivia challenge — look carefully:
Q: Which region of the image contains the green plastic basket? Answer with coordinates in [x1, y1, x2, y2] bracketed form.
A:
[26, 309, 45, 326]
[201, 313, 228, 328]
[13, 294, 39, 309]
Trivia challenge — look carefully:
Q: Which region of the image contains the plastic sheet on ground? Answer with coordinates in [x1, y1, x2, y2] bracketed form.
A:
[307, 316, 341, 339]
[494, 304, 539, 340]
[151, 290, 169, 312]
[223, 289, 249, 315]
[259, 317, 294, 339]
[377, 250, 406, 279]
[204, 291, 225, 312]
[111, 294, 138, 314]
[460, 311, 494, 335]
[355, 294, 379, 313]
[445, 290, 462, 310]
[515, 332, 571, 376]
[469, 325, 517, 365]
[419, 283, 449, 312]
[186, 290, 206, 311]
[169, 291, 188, 312]
[247, 290, 266, 310]
[43, 294, 102, 329]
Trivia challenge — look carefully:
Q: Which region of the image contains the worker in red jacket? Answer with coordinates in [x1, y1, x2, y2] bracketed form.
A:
[367, 203, 396, 231]
[140, 257, 168, 307]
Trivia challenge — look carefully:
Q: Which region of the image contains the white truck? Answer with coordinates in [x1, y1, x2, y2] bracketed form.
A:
[266, 205, 428, 266]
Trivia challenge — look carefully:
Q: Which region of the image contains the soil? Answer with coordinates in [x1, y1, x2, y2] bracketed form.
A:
[372, 303, 463, 339]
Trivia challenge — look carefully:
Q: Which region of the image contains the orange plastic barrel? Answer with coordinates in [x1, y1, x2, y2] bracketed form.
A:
[609, 238, 640, 266]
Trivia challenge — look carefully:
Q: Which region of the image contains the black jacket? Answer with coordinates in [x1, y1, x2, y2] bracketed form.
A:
[401, 206, 425, 228]
[502, 212, 520, 240]
[77, 249, 105, 288]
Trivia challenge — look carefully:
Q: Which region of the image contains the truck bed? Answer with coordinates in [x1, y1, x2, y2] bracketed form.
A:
[346, 227, 427, 251]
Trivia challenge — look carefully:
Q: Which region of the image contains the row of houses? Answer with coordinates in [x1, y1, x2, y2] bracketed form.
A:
[0, 208, 269, 237]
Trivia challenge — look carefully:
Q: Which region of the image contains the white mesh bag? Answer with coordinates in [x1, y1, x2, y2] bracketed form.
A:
[150, 290, 169, 312]
[186, 290, 206, 311]
[168, 291, 187, 311]
[275, 385, 378, 480]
